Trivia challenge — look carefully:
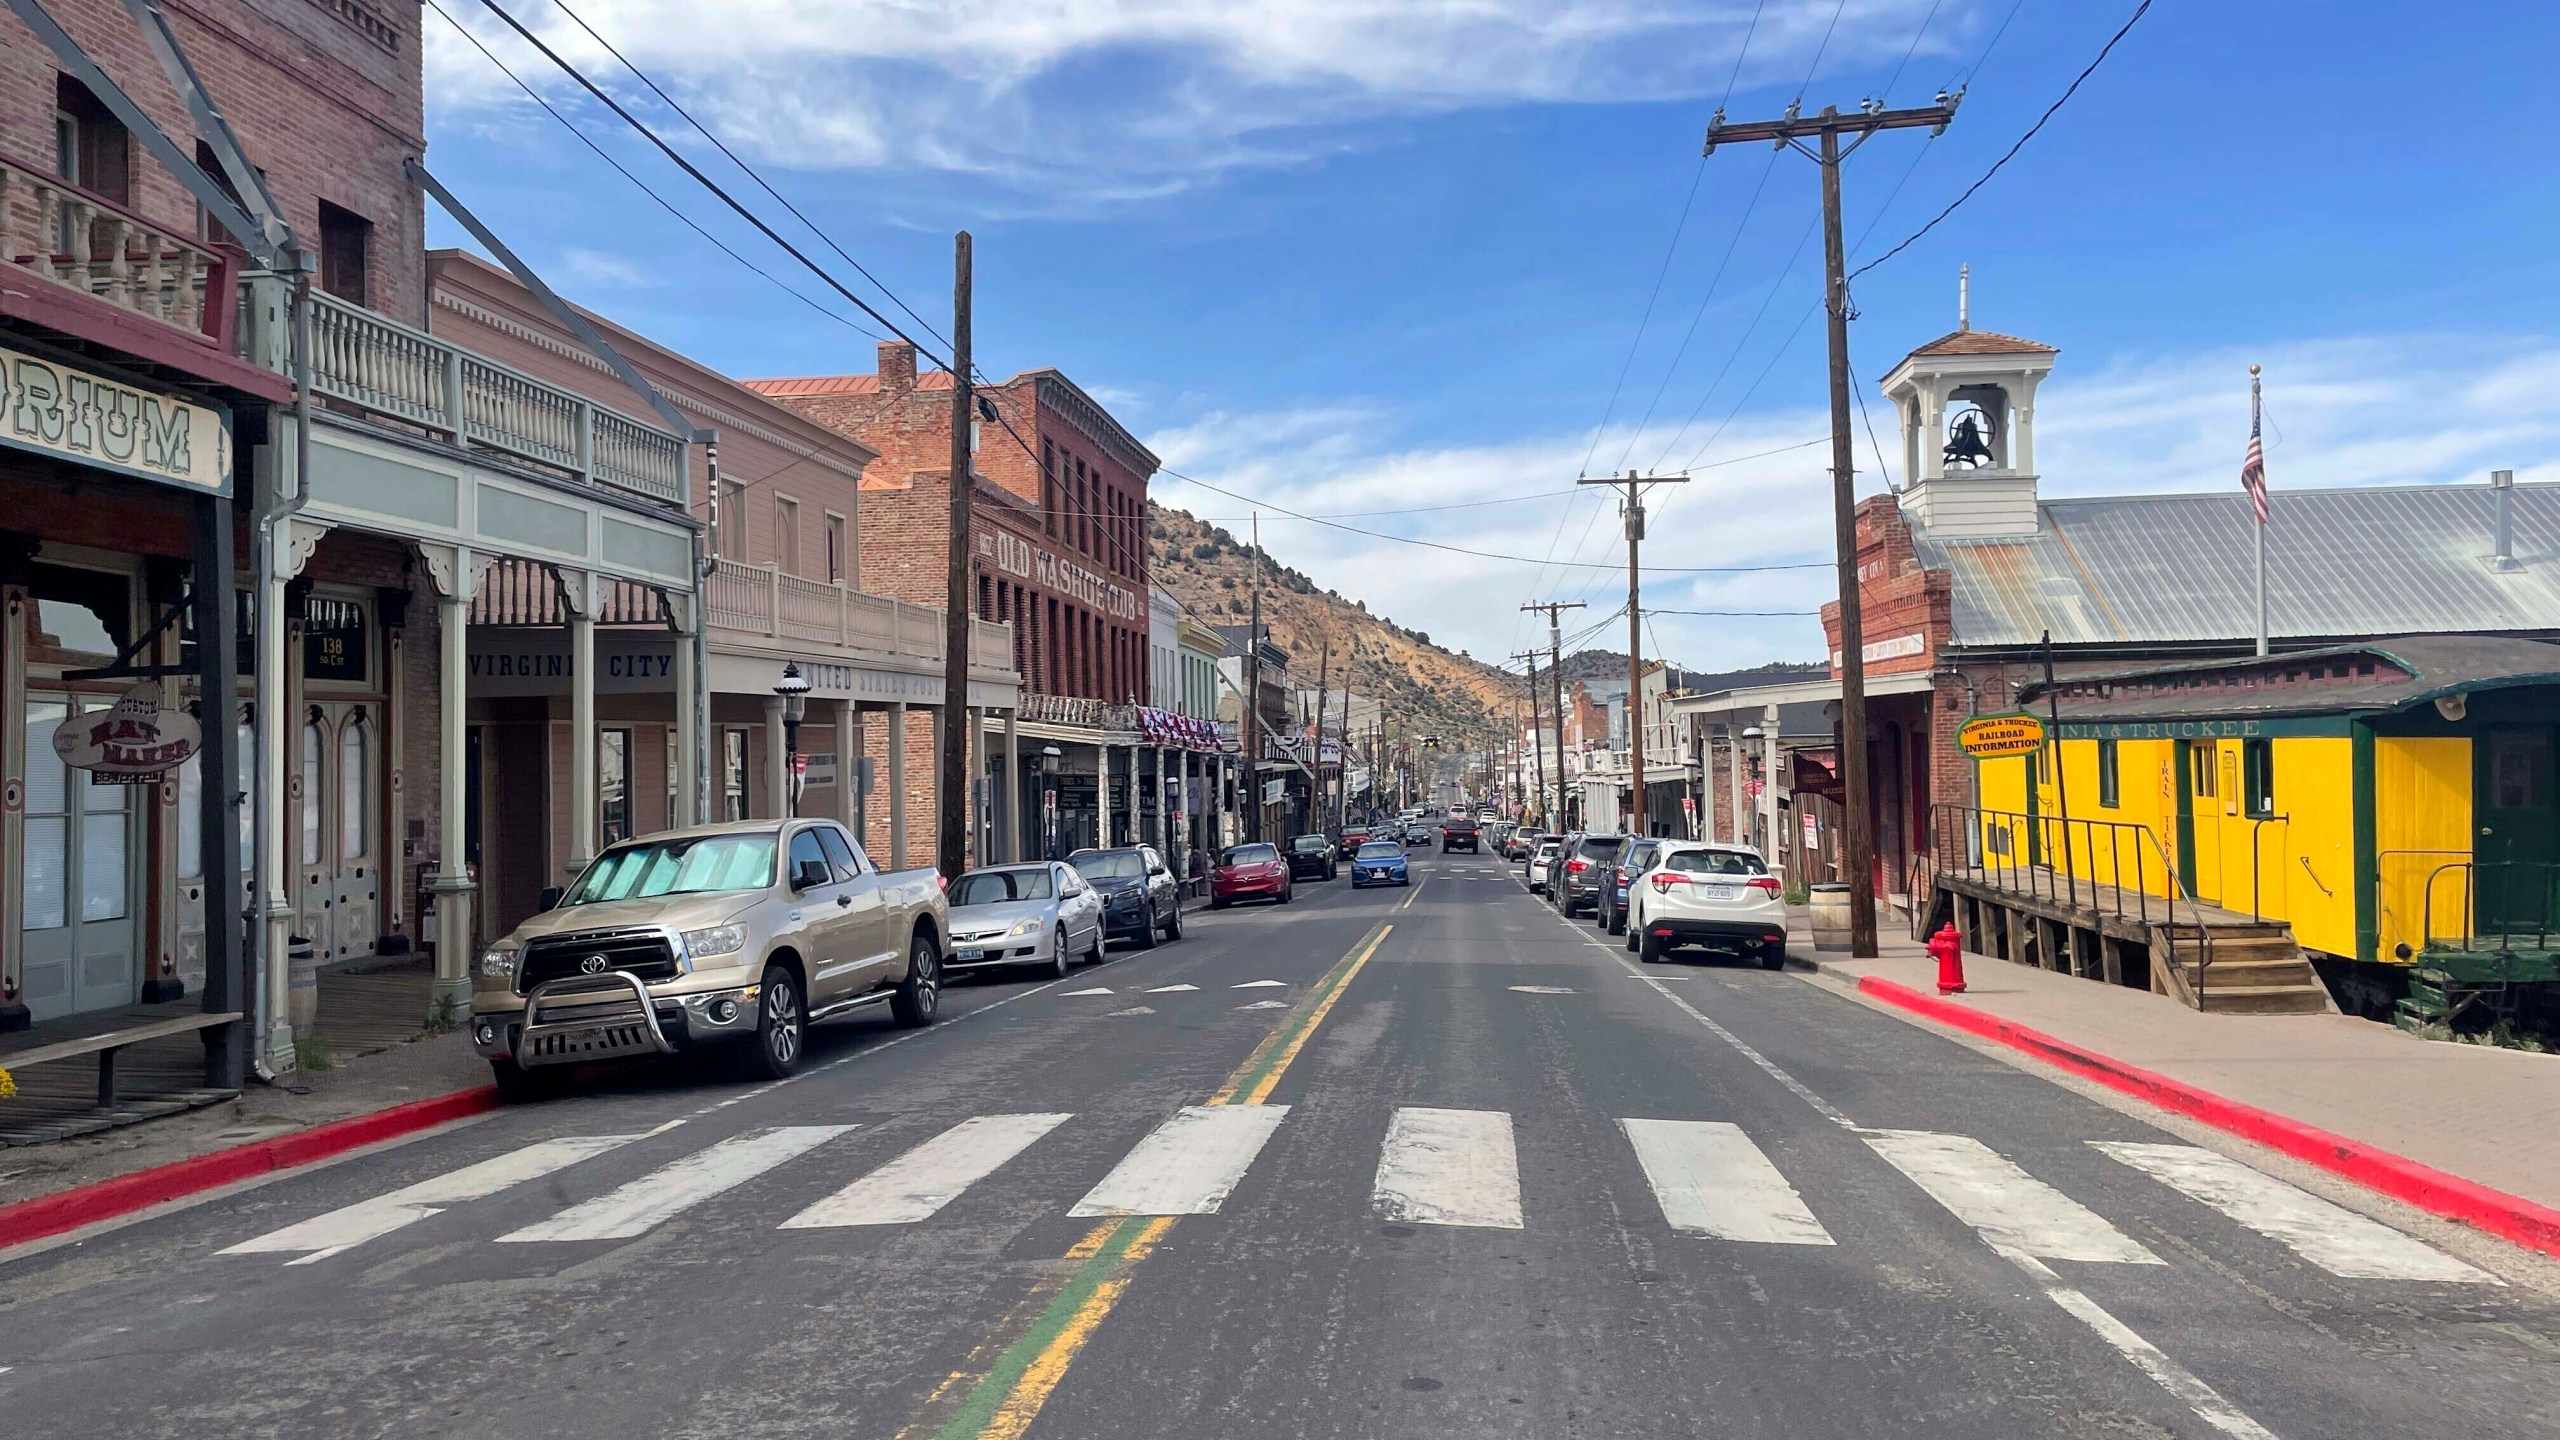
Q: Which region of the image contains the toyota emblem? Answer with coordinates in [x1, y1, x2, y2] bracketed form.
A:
[579, 954, 610, 975]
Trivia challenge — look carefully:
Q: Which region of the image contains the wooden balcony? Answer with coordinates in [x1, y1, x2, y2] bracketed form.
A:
[706, 557, 1016, 675]
[309, 291, 689, 506]
[0, 154, 238, 350]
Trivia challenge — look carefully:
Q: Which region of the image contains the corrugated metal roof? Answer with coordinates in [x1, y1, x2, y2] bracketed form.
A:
[1913, 482, 2560, 650]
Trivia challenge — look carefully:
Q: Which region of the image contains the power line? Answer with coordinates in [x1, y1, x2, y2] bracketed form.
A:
[542, 0, 951, 352]
[1852, 0, 2155, 281]
[471, 0, 955, 369]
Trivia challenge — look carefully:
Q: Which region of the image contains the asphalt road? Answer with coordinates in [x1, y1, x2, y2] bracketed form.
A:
[4, 845, 2557, 1440]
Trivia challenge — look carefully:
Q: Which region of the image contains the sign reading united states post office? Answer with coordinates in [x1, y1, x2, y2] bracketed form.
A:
[0, 344, 231, 495]
[1957, 711, 2047, 759]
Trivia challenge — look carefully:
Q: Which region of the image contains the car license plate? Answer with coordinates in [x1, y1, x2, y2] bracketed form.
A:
[956, 947, 985, 962]
[1699, 884, 1739, 901]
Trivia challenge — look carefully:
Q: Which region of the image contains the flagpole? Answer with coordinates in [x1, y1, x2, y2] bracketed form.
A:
[2251, 364, 2268, 657]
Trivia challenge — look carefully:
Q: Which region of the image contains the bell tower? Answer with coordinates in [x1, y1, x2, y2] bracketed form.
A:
[1883, 270, 2056, 538]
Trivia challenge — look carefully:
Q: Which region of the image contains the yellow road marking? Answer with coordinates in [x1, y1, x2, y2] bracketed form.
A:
[909, 922, 1395, 1437]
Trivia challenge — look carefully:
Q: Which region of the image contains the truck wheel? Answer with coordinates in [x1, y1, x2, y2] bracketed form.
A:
[490, 1057, 561, 1104]
[741, 965, 806, 1080]
[891, 932, 941, 1028]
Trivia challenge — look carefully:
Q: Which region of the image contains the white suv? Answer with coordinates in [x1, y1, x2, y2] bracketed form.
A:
[1625, 842, 1788, 969]
[1526, 838, 1564, 895]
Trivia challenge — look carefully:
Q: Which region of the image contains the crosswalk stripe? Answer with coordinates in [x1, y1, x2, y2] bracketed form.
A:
[1864, 1130, 2161, 1264]
[497, 1126, 853, 1243]
[1373, 1107, 1522, 1229]
[221, 1135, 637, 1262]
[1621, 1119, 1832, 1246]
[2092, 1142, 2496, 1284]
[1068, 1105, 1289, 1217]
[781, 1115, 1071, 1229]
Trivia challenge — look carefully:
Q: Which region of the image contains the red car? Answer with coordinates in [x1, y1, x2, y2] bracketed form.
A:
[1209, 842, 1293, 909]
[1340, 827, 1373, 851]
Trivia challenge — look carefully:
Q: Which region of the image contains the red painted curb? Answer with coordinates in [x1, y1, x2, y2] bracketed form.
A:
[1855, 975, 2560, 1260]
[0, 1085, 501, 1252]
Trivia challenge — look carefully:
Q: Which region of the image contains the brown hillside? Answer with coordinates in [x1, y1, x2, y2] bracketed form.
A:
[1147, 504, 1519, 743]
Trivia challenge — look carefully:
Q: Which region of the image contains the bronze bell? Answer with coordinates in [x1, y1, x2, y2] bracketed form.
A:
[1942, 410, 1995, 469]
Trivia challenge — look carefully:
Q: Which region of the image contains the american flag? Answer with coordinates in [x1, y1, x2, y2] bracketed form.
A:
[2240, 376, 2269, 525]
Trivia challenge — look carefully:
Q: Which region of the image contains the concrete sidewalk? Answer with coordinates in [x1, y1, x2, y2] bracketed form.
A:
[1810, 930, 2560, 1214]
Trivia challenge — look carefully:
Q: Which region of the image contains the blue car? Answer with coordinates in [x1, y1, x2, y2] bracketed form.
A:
[1349, 840, 1410, 888]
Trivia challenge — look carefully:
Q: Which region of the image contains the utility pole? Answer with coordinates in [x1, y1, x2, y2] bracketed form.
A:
[1703, 96, 1957, 958]
[1243, 511, 1264, 842]
[937, 230, 974, 881]
[1311, 629, 1331, 836]
[1512, 652, 1547, 827]
[1521, 601, 1582, 830]
[1578, 470, 1685, 836]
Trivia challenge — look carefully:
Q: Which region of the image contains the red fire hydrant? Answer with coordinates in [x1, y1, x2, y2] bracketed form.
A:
[1929, 922, 1967, 995]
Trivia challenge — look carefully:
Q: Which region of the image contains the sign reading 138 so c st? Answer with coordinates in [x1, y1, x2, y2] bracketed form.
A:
[1957, 711, 2047, 759]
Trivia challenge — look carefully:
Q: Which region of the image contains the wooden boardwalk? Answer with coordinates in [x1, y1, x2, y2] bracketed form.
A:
[0, 960, 436, 1147]
[1932, 865, 2334, 1015]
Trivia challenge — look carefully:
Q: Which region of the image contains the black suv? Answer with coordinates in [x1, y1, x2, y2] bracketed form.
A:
[1285, 833, 1339, 881]
[1440, 814, 1480, 853]
[1069, 846, 1183, 948]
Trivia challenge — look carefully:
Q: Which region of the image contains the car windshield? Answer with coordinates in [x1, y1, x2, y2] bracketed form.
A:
[1071, 851, 1146, 882]
[1222, 844, 1280, 866]
[1356, 842, 1401, 859]
[565, 832, 777, 904]
[1291, 836, 1328, 852]
[1661, 848, 1766, 876]
[952, 869, 1054, 906]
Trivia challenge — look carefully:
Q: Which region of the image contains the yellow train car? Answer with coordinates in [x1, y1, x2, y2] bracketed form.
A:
[1963, 636, 2560, 1027]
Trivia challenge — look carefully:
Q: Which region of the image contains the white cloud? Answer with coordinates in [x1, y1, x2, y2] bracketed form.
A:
[1144, 333, 2560, 676]
[555, 246, 654, 289]
[425, 0, 1952, 201]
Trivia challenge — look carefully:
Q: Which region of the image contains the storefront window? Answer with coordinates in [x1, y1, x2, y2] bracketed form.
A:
[300, 718, 323, 866]
[29, 563, 128, 669]
[601, 728, 631, 844]
[24, 699, 68, 931]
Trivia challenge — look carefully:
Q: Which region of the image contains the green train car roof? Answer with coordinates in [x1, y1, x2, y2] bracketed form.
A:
[2016, 634, 2560, 725]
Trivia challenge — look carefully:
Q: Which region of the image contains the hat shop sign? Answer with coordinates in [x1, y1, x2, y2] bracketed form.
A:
[52, 686, 200, 784]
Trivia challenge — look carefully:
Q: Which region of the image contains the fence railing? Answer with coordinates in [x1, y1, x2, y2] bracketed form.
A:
[1930, 803, 2218, 999]
[0, 155, 238, 349]
[308, 291, 688, 505]
[703, 558, 1016, 674]
[2419, 860, 2560, 953]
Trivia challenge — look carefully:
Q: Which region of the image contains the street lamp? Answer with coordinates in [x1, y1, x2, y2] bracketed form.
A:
[1040, 744, 1062, 860]
[774, 662, 811, 818]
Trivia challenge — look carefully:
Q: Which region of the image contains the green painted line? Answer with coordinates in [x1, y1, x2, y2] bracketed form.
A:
[1217, 923, 1384, 1103]
[927, 1219, 1147, 1440]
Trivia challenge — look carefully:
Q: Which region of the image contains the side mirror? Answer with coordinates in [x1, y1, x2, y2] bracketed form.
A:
[537, 885, 564, 911]
[793, 857, 832, 890]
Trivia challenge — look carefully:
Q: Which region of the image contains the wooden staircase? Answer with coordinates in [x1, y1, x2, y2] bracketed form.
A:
[2151, 924, 2337, 1015]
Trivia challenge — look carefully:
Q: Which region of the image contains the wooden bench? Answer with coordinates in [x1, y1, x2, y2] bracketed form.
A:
[0, 1012, 242, 1107]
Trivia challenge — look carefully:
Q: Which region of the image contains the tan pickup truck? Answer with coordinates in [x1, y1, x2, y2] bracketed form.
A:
[468, 817, 948, 1101]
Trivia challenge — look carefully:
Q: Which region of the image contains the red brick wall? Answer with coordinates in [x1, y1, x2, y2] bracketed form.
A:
[0, 0, 428, 325]
[765, 343, 1153, 705]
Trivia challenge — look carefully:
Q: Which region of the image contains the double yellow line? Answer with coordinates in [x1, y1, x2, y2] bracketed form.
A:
[902, 922, 1395, 1440]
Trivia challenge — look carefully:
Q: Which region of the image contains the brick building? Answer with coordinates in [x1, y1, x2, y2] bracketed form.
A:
[752, 343, 1219, 865]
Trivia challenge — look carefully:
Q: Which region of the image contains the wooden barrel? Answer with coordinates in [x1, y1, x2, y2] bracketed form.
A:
[1808, 883, 1852, 952]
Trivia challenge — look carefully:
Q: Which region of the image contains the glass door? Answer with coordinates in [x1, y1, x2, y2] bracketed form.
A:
[21, 694, 139, 1019]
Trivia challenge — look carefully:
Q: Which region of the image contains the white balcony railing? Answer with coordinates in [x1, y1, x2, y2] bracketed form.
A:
[0, 155, 236, 347]
[308, 291, 688, 505]
[706, 558, 1015, 672]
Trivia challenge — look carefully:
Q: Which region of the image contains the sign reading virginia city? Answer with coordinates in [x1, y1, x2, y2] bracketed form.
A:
[0, 345, 230, 494]
[1957, 711, 2048, 759]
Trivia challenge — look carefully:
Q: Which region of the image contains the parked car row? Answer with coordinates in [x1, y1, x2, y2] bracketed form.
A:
[1510, 824, 1790, 969]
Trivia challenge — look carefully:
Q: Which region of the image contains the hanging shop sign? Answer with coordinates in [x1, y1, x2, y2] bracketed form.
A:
[52, 685, 201, 783]
[1958, 711, 2047, 759]
[0, 345, 231, 495]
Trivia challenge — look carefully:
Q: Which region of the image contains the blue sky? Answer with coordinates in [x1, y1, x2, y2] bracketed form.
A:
[423, 1, 2560, 673]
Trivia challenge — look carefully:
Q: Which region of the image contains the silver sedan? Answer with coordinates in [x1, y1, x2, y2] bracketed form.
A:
[946, 862, 1106, 979]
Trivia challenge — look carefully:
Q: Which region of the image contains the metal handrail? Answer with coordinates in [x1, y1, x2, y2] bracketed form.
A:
[2419, 860, 2560, 954]
[2243, 813, 2290, 922]
[1929, 803, 2218, 999]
